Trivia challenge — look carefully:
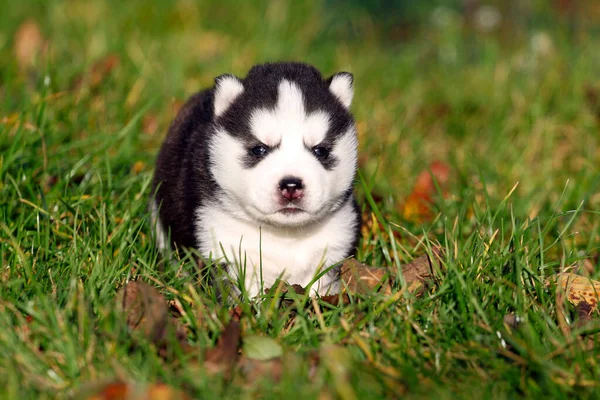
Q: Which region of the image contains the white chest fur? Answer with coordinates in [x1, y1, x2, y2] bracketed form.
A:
[195, 200, 356, 297]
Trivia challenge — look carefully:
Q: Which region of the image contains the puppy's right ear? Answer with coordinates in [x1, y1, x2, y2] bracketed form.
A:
[327, 72, 354, 109]
[213, 74, 244, 117]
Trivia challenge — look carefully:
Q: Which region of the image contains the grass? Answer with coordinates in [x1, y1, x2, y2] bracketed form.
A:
[1, 0, 600, 398]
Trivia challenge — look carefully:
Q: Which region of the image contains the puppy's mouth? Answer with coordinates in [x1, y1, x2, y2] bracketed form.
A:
[277, 206, 305, 215]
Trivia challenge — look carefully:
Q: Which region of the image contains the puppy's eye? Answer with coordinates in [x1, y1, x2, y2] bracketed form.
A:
[312, 146, 330, 159]
[250, 145, 269, 156]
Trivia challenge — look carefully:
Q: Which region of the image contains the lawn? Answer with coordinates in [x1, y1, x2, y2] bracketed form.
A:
[1, 1, 600, 398]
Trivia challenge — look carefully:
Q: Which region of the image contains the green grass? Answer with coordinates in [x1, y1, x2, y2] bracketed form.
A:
[1, 0, 600, 398]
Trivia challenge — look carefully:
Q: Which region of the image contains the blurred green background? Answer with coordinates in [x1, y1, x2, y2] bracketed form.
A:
[2, 0, 599, 203]
[2, 1, 600, 398]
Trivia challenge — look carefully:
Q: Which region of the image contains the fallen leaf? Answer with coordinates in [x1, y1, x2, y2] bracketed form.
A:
[554, 0, 576, 18]
[237, 356, 285, 384]
[72, 54, 121, 90]
[147, 383, 190, 400]
[90, 54, 120, 87]
[575, 301, 594, 329]
[336, 247, 440, 298]
[83, 381, 129, 400]
[229, 305, 243, 322]
[263, 282, 308, 310]
[571, 300, 600, 352]
[131, 161, 146, 175]
[236, 351, 319, 386]
[81, 381, 189, 400]
[204, 320, 241, 377]
[171, 99, 185, 118]
[399, 246, 441, 287]
[340, 259, 392, 295]
[556, 272, 600, 311]
[117, 281, 170, 345]
[14, 19, 46, 70]
[142, 113, 159, 135]
[401, 161, 451, 222]
[243, 335, 283, 361]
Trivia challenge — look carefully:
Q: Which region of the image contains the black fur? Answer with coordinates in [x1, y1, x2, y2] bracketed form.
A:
[152, 89, 216, 250]
[218, 62, 353, 171]
[152, 62, 361, 257]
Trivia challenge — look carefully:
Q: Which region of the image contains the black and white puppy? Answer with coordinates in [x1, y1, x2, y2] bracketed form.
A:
[151, 62, 361, 296]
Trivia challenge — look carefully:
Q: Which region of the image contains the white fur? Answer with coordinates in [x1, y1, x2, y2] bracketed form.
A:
[150, 201, 168, 251]
[209, 80, 357, 227]
[202, 79, 358, 296]
[249, 81, 330, 147]
[250, 106, 331, 148]
[213, 75, 244, 117]
[197, 199, 357, 296]
[329, 74, 354, 109]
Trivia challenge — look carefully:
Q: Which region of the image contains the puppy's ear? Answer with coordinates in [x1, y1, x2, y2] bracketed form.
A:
[327, 72, 354, 109]
[213, 74, 244, 117]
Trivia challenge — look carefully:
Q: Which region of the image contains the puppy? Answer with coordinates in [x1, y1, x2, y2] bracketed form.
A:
[151, 62, 361, 296]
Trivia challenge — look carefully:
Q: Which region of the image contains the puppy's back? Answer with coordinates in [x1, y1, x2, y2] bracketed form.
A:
[152, 89, 215, 250]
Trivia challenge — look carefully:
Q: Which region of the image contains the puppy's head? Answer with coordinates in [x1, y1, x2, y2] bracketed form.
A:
[209, 62, 357, 227]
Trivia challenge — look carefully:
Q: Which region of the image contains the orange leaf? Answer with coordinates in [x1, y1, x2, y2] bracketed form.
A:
[142, 114, 159, 135]
[131, 161, 146, 175]
[402, 161, 450, 222]
[556, 273, 600, 310]
[86, 381, 129, 400]
[83, 382, 189, 400]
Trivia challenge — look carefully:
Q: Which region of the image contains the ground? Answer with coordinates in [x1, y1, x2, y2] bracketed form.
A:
[1, 1, 600, 398]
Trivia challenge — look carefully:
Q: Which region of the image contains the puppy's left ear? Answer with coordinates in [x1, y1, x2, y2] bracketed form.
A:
[213, 74, 244, 117]
[327, 72, 354, 109]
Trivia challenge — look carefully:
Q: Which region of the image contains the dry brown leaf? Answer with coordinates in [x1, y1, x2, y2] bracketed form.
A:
[142, 113, 160, 135]
[336, 247, 439, 298]
[556, 273, 600, 310]
[203, 320, 241, 377]
[340, 259, 392, 295]
[401, 161, 451, 222]
[90, 54, 120, 87]
[131, 161, 146, 175]
[229, 305, 243, 322]
[14, 19, 46, 70]
[237, 356, 285, 383]
[146, 383, 190, 400]
[236, 350, 319, 386]
[574, 301, 594, 329]
[571, 300, 600, 352]
[171, 99, 185, 118]
[83, 381, 129, 400]
[72, 54, 121, 90]
[319, 293, 351, 306]
[401, 247, 440, 286]
[117, 281, 170, 344]
[82, 381, 189, 400]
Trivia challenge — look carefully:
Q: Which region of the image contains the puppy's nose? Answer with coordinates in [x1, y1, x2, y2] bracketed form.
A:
[279, 177, 304, 200]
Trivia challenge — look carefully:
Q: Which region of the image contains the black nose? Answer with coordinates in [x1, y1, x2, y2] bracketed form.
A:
[279, 177, 304, 200]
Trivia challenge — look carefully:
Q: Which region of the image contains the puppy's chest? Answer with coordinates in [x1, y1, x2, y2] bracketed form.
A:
[196, 205, 353, 284]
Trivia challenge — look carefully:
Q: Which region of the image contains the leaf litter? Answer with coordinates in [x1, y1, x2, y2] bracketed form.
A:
[86, 246, 600, 396]
[82, 250, 441, 397]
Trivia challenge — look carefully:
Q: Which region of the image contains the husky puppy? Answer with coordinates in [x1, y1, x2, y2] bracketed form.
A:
[151, 62, 361, 297]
